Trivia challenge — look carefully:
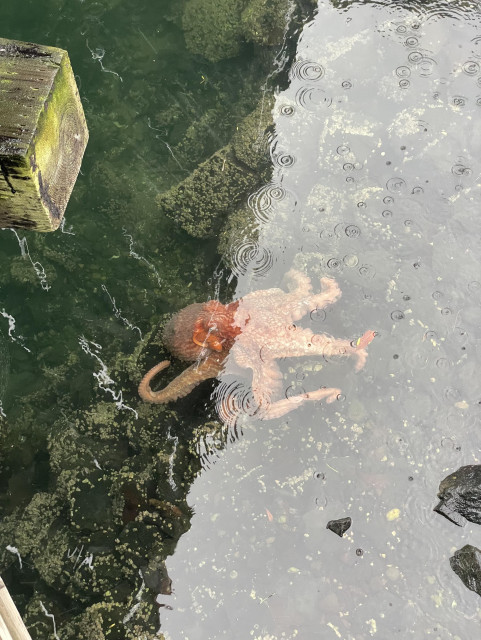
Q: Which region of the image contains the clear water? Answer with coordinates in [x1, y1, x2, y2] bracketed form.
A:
[1, 1, 481, 639]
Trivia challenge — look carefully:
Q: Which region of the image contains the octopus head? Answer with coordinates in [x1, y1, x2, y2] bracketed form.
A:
[192, 300, 241, 352]
[163, 300, 240, 362]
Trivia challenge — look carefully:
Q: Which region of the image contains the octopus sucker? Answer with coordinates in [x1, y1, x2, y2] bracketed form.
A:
[139, 269, 375, 420]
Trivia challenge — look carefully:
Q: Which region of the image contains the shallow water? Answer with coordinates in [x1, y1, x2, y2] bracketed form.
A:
[162, 2, 481, 639]
[1, 0, 481, 639]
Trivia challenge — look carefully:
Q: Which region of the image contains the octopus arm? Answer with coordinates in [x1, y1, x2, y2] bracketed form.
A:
[310, 335, 368, 371]
[138, 356, 223, 404]
[287, 276, 342, 322]
[250, 361, 341, 419]
[301, 277, 341, 314]
[284, 269, 313, 296]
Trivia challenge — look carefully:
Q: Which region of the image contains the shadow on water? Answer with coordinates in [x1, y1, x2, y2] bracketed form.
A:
[1, 0, 481, 638]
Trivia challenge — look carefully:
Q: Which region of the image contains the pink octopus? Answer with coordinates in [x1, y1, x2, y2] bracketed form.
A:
[139, 269, 375, 420]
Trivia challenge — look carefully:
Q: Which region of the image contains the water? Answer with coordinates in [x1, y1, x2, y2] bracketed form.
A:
[1, 0, 481, 639]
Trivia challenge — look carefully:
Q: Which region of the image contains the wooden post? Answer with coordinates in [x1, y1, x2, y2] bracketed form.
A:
[0, 577, 32, 640]
[0, 37, 88, 231]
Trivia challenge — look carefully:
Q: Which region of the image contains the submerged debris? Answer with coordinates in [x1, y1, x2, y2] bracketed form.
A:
[434, 465, 481, 527]
[450, 545, 481, 597]
[326, 517, 352, 538]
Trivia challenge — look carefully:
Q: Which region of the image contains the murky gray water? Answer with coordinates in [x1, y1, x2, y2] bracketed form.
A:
[160, 2, 481, 638]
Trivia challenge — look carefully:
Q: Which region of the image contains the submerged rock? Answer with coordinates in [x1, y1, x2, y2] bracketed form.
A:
[157, 99, 273, 239]
[182, 0, 316, 63]
[450, 545, 481, 597]
[434, 465, 481, 527]
[326, 517, 352, 537]
[183, 0, 246, 63]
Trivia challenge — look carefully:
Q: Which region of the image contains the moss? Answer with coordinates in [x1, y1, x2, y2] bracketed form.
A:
[182, 0, 248, 62]
[66, 552, 127, 602]
[77, 402, 123, 440]
[23, 592, 64, 640]
[115, 521, 164, 573]
[48, 424, 128, 476]
[50, 606, 108, 640]
[68, 470, 115, 533]
[47, 598, 163, 640]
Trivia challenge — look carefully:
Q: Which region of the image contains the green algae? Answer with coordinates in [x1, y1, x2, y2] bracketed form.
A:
[0, 394, 204, 638]
[157, 148, 259, 238]
[241, 0, 292, 46]
[182, 0, 316, 62]
[217, 203, 259, 268]
[183, 0, 247, 63]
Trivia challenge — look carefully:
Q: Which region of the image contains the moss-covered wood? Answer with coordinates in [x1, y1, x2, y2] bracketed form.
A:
[0, 38, 88, 231]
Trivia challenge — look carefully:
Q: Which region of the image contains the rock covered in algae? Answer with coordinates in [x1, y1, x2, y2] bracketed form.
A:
[217, 203, 258, 270]
[24, 593, 164, 640]
[241, 0, 292, 46]
[0, 389, 206, 639]
[183, 0, 246, 63]
[182, 0, 316, 62]
[157, 98, 273, 238]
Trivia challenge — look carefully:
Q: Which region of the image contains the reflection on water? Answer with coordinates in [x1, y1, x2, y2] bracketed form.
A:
[160, 1, 481, 638]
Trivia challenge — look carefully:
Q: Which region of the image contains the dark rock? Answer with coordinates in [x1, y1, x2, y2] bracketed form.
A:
[434, 465, 481, 527]
[326, 517, 352, 537]
[450, 545, 481, 596]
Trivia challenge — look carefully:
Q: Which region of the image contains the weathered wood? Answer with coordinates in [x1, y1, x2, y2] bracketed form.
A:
[0, 577, 32, 640]
[0, 37, 88, 231]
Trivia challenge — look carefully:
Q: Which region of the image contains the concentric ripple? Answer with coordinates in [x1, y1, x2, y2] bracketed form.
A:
[462, 60, 479, 75]
[326, 257, 342, 271]
[289, 60, 325, 82]
[451, 162, 472, 176]
[247, 183, 297, 223]
[295, 86, 332, 110]
[271, 148, 296, 168]
[452, 95, 467, 107]
[279, 104, 295, 116]
[386, 177, 407, 194]
[345, 224, 361, 238]
[229, 239, 274, 279]
[214, 379, 270, 425]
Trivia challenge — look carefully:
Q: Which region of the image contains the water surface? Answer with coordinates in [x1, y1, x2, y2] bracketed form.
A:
[1, 1, 481, 639]
[162, 2, 481, 639]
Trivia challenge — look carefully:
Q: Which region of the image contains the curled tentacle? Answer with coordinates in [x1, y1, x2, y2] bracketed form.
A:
[138, 356, 224, 404]
[138, 361, 172, 403]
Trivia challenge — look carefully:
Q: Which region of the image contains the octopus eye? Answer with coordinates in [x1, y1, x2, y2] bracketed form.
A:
[208, 338, 224, 352]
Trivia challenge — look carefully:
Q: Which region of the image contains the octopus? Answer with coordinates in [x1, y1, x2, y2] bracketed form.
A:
[139, 269, 375, 420]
